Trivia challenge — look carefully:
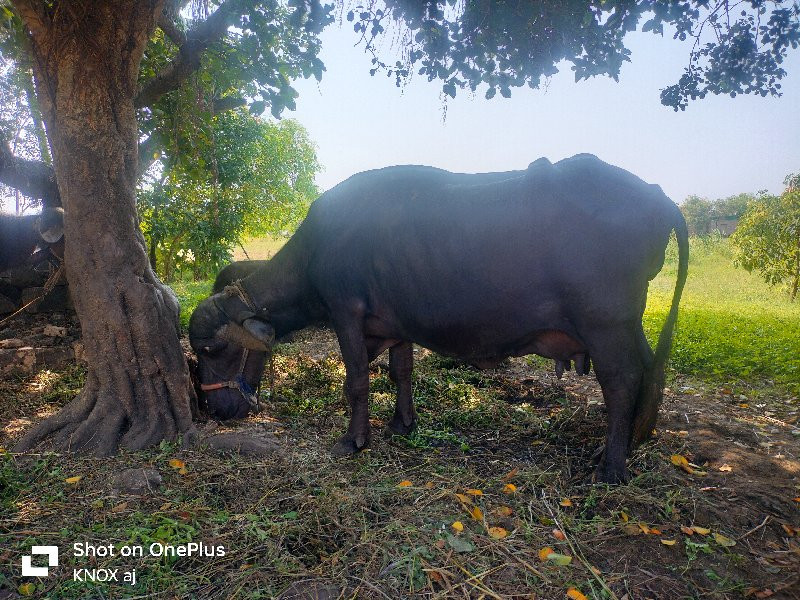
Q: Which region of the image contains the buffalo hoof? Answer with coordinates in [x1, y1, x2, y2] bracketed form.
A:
[593, 462, 630, 484]
[387, 415, 417, 436]
[330, 435, 368, 457]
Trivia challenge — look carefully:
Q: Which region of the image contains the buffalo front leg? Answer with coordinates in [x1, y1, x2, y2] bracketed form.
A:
[331, 315, 371, 457]
[387, 342, 417, 435]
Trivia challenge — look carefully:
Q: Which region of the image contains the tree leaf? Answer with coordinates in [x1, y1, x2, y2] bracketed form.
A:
[445, 533, 475, 553]
[546, 552, 572, 565]
[713, 532, 736, 547]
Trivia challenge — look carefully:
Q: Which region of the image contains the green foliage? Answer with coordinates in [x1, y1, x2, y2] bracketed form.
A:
[680, 193, 753, 236]
[350, 1, 799, 109]
[731, 186, 800, 300]
[139, 115, 319, 281]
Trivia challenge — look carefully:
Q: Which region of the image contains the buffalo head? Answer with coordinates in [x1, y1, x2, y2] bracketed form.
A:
[188, 293, 274, 420]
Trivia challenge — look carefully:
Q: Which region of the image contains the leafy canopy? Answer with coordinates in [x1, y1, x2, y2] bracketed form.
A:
[731, 177, 800, 299]
[350, 0, 800, 109]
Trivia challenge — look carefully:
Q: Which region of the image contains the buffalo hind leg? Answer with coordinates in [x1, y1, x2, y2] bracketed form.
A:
[587, 328, 644, 483]
[387, 342, 416, 435]
[331, 313, 371, 457]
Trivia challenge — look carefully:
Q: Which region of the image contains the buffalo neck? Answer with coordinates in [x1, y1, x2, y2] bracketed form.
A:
[238, 233, 321, 337]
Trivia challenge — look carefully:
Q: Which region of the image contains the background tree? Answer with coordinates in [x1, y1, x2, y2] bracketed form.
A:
[731, 178, 800, 300]
[0, 0, 797, 455]
[140, 114, 319, 281]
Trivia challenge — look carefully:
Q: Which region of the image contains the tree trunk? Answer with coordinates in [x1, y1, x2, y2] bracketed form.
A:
[13, 0, 197, 455]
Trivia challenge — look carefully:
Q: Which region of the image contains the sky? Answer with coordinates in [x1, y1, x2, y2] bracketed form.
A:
[289, 21, 800, 204]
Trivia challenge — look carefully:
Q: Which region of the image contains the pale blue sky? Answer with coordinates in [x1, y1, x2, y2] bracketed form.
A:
[290, 23, 800, 204]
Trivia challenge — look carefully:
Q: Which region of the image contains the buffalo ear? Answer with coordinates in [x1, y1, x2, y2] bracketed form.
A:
[38, 207, 64, 243]
[243, 318, 275, 346]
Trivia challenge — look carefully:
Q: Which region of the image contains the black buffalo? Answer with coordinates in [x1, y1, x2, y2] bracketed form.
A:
[0, 207, 64, 272]
[190, 154, 688, 483]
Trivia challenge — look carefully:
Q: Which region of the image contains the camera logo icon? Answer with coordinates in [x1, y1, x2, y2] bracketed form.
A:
[21, 546, 59, 577]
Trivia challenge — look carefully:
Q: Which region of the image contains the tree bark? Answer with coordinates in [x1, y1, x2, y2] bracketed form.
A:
[12, 0, 197, 455]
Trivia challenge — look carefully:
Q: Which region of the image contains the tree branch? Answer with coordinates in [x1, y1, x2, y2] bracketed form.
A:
[212, 96, 246, 113]
[0, 141, 60, 206]
[135, 0, 244, 108]
[158, 0, 187, 46]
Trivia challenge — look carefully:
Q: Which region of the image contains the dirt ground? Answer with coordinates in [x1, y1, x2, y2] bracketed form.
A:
[0, 324, 798, 599]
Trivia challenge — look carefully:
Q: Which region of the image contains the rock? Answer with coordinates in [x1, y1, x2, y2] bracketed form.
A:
[206, 432, 280, 456]
[0, 338, 24, 349]
[20, 285, 72, 313]
[277, 581, 342, 600]
[112, 468, 163, 495]
[43, 324, 67, 337]
[0, 292, 17, 314]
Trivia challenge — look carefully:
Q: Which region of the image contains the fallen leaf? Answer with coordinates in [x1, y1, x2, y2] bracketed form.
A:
[552, 528, 566, 541]
[620, 511, 629, 523]
[713, 533, 736, 547]
[424, 481, 434, 489]
[466, 488, 483, 496]
[454, 493, 472, 504]
[546, 552, 572, 566]
[622, 523, 642, 536]
[681, 525, 694, 536]
[488, 526, 508, 539]
[691, 526, 711, 535]
[503, 483, 517, 494]
[445, 533, 475, 553]
[781, 524, 797, 536]
[670, 454, 689, 467]
[637, 523, 651, 534]
[495, 506, 513, 517]
[178, 467, 188, 476]
[661, 539, 677, 546]
[396, 480, 412, 487]
[168, 458, 185, 469]
[451, 521, 464, 532]
[560, 498, 573, 507]
[502, 467, 519, 481]
[566, 588, 588, 600]
[719, 464, 733, 472]
[18, 583, 35, 596]
[428, 570, 444, 583]
[470, 506, 483, 521]
[0, 447, 6, 454]
[793, 497, 800, 503]
[111, 501, 128, 513]
[65, 475, 82, 484]
[740, 403, 749, 408]
[538, 547, 555, 561]
[754, 589, 774, 598]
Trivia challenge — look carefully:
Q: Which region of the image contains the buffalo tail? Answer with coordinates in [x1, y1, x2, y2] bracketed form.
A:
[631, 207, 689, 448]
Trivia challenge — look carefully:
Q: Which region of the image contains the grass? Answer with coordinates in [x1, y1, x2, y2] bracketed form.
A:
[644, 236, 800, 392]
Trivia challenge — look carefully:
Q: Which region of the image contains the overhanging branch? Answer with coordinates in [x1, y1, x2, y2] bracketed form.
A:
[0, 141, 60, 206]
[135, 0, 244, 108]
